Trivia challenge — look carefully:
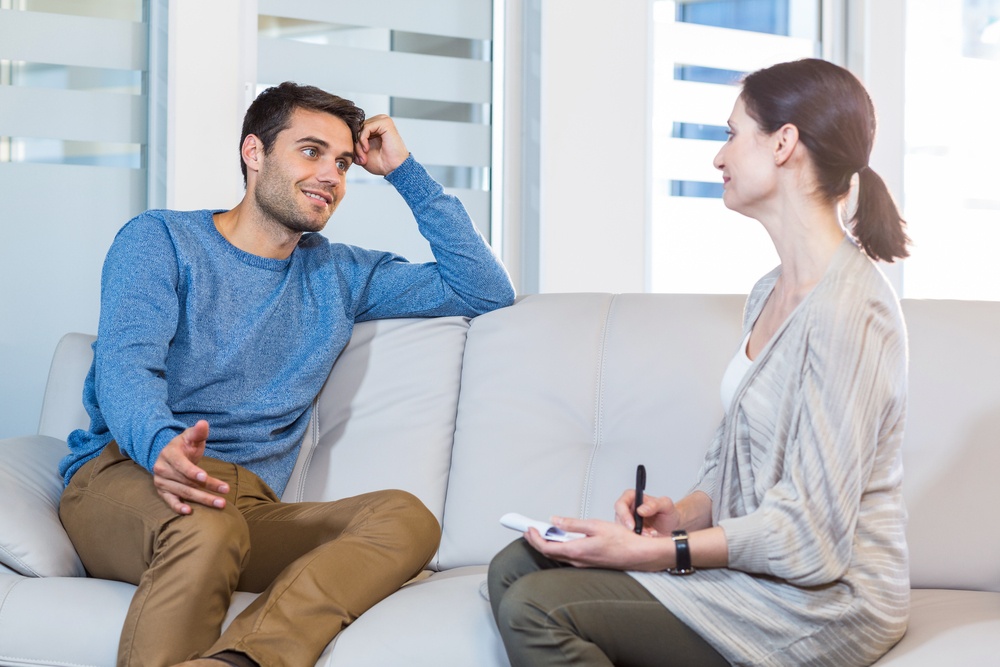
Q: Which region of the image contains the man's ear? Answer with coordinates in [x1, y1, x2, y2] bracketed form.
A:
[773, 123, 799, 167]
[242, 134, 263, 174]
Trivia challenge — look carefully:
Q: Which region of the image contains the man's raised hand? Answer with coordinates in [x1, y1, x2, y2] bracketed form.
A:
[354, 114, 409, 176]
[151, 420, 229, 515]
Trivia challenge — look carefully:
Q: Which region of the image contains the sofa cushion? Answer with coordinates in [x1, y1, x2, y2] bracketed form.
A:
[37, 332, 95, 440]
[899, 299, 1000, 592]
[871, 589, 1000, 665]
[320, 566, 507, 667]
[0, 435, 86, 577]
[282, 317, 471, 538]
[0, 572, 131, 665]
[439, 293, 745, 569]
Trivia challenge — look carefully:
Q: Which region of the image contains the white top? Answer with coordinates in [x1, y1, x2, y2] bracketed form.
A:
[720, 330, 753, 412]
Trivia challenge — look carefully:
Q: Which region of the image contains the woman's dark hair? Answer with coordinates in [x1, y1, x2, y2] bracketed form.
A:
[239, 82, 366, 186]
[741, 59, 909, 262]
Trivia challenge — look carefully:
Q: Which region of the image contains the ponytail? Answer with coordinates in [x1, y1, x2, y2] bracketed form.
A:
[852, 167, 910, 263]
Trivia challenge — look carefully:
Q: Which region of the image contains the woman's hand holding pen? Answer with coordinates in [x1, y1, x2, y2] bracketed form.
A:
[614, 489, 682, 537]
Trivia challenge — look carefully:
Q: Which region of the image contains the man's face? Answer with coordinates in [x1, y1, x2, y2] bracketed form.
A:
[252, 108, 355, 234]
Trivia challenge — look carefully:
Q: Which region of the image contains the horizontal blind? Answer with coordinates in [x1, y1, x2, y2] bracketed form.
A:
[650, 0, 817, 294]
[0, 2, 149, 438]
[257, 0, 494, 263]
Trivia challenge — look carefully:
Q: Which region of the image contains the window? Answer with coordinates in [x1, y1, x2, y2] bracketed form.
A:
[651, 0, 1000, 301]
[256, 0, 497, 262]
[0, 0, 149, 437]
[901, 0, 1000, 300]
[650, 0, 819, 294]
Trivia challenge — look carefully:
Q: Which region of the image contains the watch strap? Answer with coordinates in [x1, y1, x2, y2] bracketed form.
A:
[668, 529, 695, 575]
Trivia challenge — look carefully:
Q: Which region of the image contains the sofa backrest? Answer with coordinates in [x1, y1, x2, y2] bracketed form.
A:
[36, 319, 473, 534]
[894, 299, 1000, 593]
[281, 316, 471, 532]
[37, 332, 95, 441]
[38, 295, 1000, 593]
[438, 293, 744, 569]
[435, 294, 1000, 593]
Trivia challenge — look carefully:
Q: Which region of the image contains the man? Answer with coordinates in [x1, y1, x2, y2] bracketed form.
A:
[58, 82, 515, 667]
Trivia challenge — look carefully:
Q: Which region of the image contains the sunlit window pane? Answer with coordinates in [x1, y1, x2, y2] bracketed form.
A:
[902, 0, 1000, 300]
[650, 0, 818, 294]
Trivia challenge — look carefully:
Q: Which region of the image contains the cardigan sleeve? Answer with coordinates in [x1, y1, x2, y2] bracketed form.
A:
[719, 289, 908, 587]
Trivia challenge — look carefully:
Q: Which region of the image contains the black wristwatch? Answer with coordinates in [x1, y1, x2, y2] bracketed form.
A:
[667, 530, 695, 575]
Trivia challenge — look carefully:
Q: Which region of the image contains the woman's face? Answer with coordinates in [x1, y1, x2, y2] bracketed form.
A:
[713, 96, 778, 218]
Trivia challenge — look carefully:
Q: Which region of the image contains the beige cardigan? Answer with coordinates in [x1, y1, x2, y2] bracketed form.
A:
[631, 238, 909, 667]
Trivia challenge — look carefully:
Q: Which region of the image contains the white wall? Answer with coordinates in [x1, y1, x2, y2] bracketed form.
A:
[165, 0, 256, 211]
[535, 0, 651, 293]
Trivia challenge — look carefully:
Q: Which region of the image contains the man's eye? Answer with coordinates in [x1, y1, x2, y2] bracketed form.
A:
[303, 148, 318, 158]
[337, 159, 348, 171]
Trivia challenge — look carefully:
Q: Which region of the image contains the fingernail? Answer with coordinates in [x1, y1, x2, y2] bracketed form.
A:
[214, 499, 224, 508]
[196, 472, 207, 482]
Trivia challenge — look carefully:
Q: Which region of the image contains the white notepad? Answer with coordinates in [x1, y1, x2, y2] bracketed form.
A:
[500, 512, 586, 542]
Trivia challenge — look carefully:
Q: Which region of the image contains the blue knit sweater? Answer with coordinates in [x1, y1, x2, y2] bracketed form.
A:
[60, 156, 514, 496]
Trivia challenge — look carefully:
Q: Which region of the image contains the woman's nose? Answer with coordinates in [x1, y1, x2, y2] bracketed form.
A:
[712, 147, 724, 171]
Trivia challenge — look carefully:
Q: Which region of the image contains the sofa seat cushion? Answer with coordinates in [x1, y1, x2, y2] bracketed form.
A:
[320, 566, 508, 667]
[0, 435, 86, 577]
[0, 572, 133, 666]
[872, 589, 1000, 665]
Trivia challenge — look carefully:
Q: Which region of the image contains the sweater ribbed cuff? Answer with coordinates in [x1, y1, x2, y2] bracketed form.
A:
[718, 511, 773, 575]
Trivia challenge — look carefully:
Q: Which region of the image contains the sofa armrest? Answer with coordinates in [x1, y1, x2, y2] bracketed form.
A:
[0, 435, 86, 577]
[37, 332, 96, 440]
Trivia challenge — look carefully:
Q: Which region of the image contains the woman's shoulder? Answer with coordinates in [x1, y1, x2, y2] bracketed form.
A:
[802, 243, 907, 357]
[819, 241, 902, 316]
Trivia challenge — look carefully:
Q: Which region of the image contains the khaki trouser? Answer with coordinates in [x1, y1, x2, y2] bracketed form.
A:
[59, 442, 440, 667]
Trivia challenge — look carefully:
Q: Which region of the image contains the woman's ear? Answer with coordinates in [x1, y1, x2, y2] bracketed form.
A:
[773, 123, 799, 167]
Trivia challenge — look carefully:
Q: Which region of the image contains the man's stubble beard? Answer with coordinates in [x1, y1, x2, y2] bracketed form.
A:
[254, 162, 335, 235]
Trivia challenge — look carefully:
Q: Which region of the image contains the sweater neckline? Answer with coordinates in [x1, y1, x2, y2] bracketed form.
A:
[203, 210, 294, 272]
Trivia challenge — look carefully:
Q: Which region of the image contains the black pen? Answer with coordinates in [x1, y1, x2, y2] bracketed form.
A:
[634, 464, 646, 534]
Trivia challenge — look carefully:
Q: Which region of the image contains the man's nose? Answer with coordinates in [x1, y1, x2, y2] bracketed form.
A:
[317, 159, 341, 184]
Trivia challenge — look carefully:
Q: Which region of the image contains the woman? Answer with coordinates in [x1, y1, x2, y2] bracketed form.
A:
[487, 58, 911, 667]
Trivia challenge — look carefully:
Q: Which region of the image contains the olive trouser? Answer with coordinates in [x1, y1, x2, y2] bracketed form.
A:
[59, 442, 440, 667]
[488, 538, 730, 667]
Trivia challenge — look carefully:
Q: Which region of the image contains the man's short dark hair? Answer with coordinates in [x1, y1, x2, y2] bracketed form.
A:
[239, 82, 366, 185]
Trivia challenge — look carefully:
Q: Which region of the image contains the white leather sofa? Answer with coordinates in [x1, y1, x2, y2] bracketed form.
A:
[1, 293, 998, 667]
